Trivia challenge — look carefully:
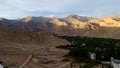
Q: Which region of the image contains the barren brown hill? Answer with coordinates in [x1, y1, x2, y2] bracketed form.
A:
[0, 20, 70, 68]
[1, 15, 120, 68]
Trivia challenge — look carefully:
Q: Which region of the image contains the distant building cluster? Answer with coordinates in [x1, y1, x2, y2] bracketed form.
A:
[89, 52, 120, 68]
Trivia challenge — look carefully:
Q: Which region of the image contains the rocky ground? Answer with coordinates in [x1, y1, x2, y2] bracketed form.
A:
[0, 42, 71, 68]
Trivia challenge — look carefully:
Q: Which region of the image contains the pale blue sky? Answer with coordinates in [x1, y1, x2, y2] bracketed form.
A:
[0, 0, 120, 19]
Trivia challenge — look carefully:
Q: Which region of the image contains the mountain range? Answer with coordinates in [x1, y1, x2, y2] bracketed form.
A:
[1, 14, 120, 68]
[1, 14, 120, 41]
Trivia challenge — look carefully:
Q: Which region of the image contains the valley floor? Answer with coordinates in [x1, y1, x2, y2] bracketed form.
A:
[0, 42, 70, 68]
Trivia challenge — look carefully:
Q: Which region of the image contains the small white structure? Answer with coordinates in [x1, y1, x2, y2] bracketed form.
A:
[0, 64, 3, 68]
[111, 57, 120, 68]
[89, 52, 96, 60]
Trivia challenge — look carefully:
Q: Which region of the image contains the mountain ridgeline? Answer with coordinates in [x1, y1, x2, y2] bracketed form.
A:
[0, 14, 120, 43]
[1, 14, 120, 68]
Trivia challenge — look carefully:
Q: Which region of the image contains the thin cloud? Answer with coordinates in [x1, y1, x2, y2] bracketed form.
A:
[0, 0, 120, 19]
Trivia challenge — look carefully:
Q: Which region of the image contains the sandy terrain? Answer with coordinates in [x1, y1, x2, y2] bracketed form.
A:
[0, 42, 70, 68]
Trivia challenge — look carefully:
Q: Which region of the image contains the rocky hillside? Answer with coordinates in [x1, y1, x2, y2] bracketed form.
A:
[1, 14, 120, 39]
[0, 17, 70, 68]
[1, 15, 120, 68]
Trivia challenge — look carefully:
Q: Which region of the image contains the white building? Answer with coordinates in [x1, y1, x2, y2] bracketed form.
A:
[89, 52, 96, 60]
[111, 57, 120, 68]
[0, 64, 3, 68]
